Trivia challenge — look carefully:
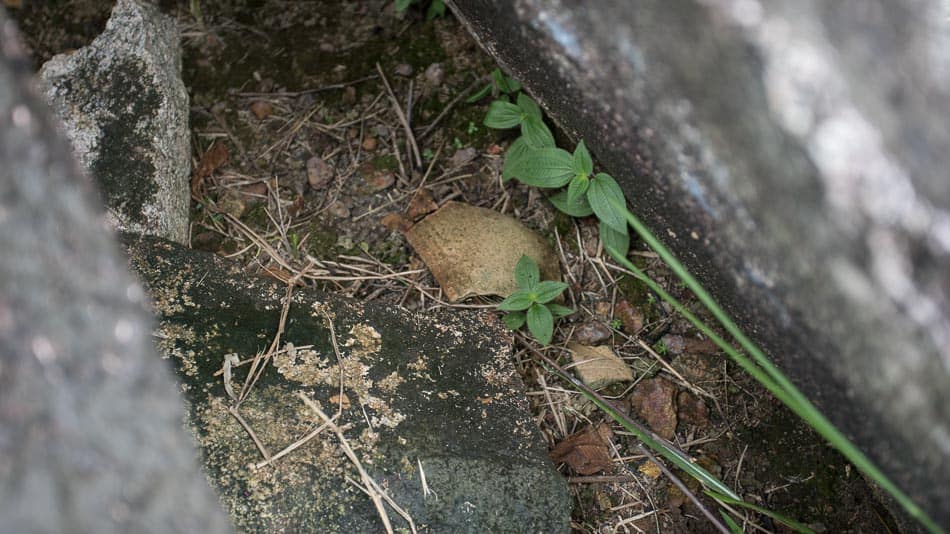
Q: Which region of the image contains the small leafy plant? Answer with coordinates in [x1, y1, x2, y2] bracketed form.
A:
[466, 68, 523, 103]
[483, 89, 630, 258]
[395, 0, 445, 21]
[498, 255, 572, 345]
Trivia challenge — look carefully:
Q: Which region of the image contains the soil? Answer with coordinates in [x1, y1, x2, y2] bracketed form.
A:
[9, 1, 900, 532]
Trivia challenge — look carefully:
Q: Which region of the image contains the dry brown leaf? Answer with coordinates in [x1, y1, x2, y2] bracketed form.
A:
[549, 423, 614, 475]
[568, 343, 634, 389]
[195, 141, 230, 179]
[406, 188, 438, 220]
[381, 212, 414, 233]
[192, 142, 229, 197]
[405, 201, 560, 302]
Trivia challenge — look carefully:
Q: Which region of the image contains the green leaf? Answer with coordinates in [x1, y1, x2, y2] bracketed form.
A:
[498, 289, 534, 311]
[426, 0, 445, 19]
[514, 255, 540, 289]
[549, 190, 594, 217]
[567, 174, 590, 205]
[491, 69, 506, 91]
[546, 303, 575, 318]
[484, 100, 523, 129]
[465, 83, 493, 104]
[395, 0, 414, 12]
[521, 116, 556, 148]
[502, 137, 531, 182]
[572, 140, 593, 176]
[505, 77, 522, 93]
[587, 173, 627, 233]
[720, 512, 743, 534]
[534, 280, 568, 304]
[509, 147, 574, 188]
[599, 220, 629, 258]
[516, 93, 542, 119]
[503, 311, 526, 330]
[527, 303, 554, 345]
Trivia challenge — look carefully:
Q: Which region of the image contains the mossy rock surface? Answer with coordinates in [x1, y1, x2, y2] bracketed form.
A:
[124, 234, 571, 533]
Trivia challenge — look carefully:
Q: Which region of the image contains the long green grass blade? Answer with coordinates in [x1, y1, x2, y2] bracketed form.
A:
[605, 194, 942, 534]
[706, 490, 814, 533]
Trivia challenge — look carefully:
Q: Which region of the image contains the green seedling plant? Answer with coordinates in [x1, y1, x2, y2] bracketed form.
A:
[481, 82, 942, 532]
[498, 255, 572, 345]
[394, 0, 445, 21]
[466, 68, 523, 103]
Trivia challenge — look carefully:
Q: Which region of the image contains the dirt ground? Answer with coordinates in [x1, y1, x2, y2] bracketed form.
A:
[10, 1, 900, 532]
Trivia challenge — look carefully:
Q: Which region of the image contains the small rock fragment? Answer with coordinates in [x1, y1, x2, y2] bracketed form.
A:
[359, 162, 395, 192]
[215, 190, 246, 219]
[568, 343, 634, 389]
[306, 156, 334, 190]
[394, 63, 413, 77]
[628, 377, 677, 440]
[638, 461, 662, 480]
[239, 181, 268, 206]
[424, 62, 445, 86]
[549, 423, 614, 475]
[615, 300, 644, 334]
[327, 200, 350, 219]
[249, 100, 273, 120]
[448, 147, 478, 167]
[676, 391, 709, 428]
[342, 86, 357, 104]
[362, 136, 378, 152]
[572, 322, 612, 345]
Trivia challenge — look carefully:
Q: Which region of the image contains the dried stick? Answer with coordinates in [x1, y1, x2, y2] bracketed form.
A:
[375, 62, 422, 169]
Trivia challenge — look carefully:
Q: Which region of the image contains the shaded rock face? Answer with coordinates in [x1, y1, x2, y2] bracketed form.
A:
[0, 11, 229, 534]
[38, 0, 190, 244]
[446, 0, 950, 527]
[124, 235, 572, 533]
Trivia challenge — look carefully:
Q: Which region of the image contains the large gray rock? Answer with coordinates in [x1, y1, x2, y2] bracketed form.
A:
[0, 10, 229, 534]
[123, 234, 572, 533]
[38, 0, 190, 244]
[447, 0, 950, 528]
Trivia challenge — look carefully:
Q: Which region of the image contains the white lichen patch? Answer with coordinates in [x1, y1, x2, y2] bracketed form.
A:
[377, 371, 406, 393]
[344, 323, 382, 358]
[154, 322, 200, 377]
[364, 395, 406, 428]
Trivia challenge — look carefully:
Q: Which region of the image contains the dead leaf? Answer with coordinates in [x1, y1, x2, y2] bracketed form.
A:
[381, 212, 414, 233]
[359, 162, 395, 192]
[568, 343, 634, 389]
[249, 100, 273, 120]
[306, 156, 334, 190]
[405, 201, 560, 302]
[549, 423, 614, 475]
[361, 136, 378, 152]
[406, 188, 438, 220]
[192, 142, 230, 197]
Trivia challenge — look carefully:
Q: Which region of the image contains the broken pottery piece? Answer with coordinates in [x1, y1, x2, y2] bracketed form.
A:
[406, 201, 560, 302]
[567, 343, 634, 389]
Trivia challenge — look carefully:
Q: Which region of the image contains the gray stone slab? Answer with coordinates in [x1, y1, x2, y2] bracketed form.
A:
[0, 10, 230, 533]
[446, 0, 950, 528]
[38, 0, 190, 244]
[123, 234, 572, 533]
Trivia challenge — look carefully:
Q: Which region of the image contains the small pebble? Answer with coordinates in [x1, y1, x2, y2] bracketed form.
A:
[249, 101, 273, 120]
[328, 200, 351, 219]
[362, 136, 378, 151]
[424, 62, 445, 86]
[573, 322, 612, 345]
[394, 63, 413, 77]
